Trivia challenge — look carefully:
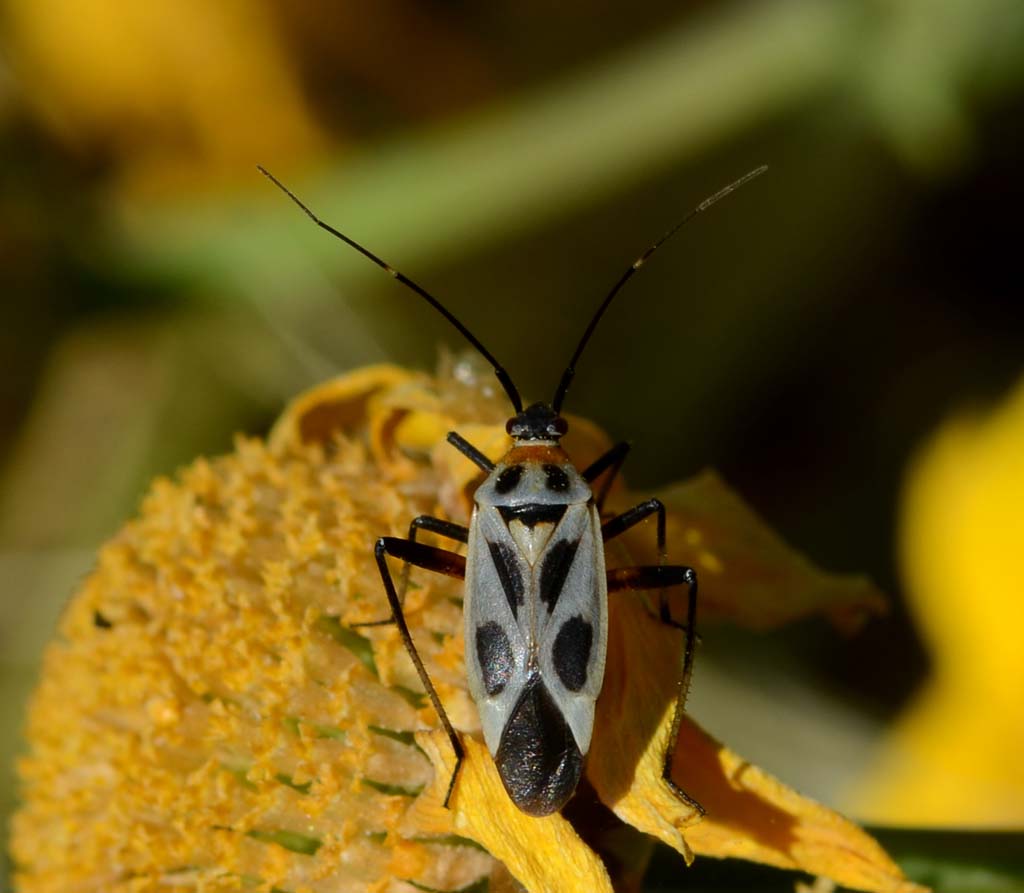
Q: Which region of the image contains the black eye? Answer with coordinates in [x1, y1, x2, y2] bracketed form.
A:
[543, 464, 570, 492]
[495, 465, 524, 494]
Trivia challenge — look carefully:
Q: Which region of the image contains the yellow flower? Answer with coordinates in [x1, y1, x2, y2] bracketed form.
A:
[12, 364, 923, 892]
[854, 377, 1024, 826]
[3, 0, 323, 193]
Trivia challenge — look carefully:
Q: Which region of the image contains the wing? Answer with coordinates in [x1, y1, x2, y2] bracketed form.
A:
[533, 502, 607, 756]
[464, 501, 608, 815]
[464, 502, 607, 758]
[464, 505, 532, 757]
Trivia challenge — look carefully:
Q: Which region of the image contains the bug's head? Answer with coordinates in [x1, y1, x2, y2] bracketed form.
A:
[506, 402, 568, 443]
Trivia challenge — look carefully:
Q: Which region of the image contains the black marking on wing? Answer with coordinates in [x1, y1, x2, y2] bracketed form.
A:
[552, 615, 593, 692]
[543, 464, 570, 492]
[495, 676, 583, 816]
[475, 621, 514, 696]
[494, 464, 524, 494]
[497, 503, 567, 528]
[539, 538, 579, 611]
[487, 540, 525, 618]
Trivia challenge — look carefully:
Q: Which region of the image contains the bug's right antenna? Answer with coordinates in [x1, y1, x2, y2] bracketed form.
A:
[551, 164, 768, 414]
[258, 165, 524, 414]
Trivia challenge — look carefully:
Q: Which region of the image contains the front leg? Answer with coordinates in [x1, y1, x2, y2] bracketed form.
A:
[375, 536, 466, 808]
[607, 564, 702, 815]
[356, 516, 469, 627]
[581, 441, 630, 513]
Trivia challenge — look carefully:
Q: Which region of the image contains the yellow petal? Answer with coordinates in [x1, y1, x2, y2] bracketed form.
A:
[590, 597, 924, 893]
[6, 0, 323, 193]
[631, 471, 887, 632]
[409, 732, 614, 893]
[269, 364, 416, 450]
[677, 719, 925, 893]
[587, 597, 703, 862]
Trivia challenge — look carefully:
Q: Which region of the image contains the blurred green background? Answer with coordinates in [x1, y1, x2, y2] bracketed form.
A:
[2, 0, 1023, 889]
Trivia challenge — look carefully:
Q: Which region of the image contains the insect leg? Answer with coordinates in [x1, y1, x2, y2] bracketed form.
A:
[607, 564, 703, 814]
[603, 497, 686, 627]
[406, 516, 470, 543]
[375, 536, 466, 808]
[581, 441, 631, 512]
[355, 517, 469, 627]
[601, 497, 664, 549]
[447, 431, 495, 472]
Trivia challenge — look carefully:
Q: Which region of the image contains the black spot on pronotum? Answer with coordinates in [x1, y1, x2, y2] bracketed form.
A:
[539, 538, 579, 611]
[543, 464, 570, 492]
[495, 677, 583, 816]
[494, 464, 524, 494]
[488, 540, 525, 618]
[552, 615, 593, 692]
[475, 621, 514, 696]
[93, 610, 113, 629]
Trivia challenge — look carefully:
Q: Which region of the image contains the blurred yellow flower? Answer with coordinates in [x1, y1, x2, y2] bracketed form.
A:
[12, 365, 922, 892]
[3, 0, 323, 192]
[855, 377, 1024, 826]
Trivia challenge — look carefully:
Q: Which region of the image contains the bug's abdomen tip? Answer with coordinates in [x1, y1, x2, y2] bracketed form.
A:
[494, 678, 584, 816]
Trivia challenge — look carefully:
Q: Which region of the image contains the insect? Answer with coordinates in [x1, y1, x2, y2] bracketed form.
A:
[259, 163, 766, 816]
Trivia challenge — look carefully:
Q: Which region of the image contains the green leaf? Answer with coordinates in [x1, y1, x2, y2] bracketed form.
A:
[873, 828, 1024, 893]
[283, 715, 347, 741]
[274, 773, 312, 795]
[361, 778, 424, 798]
[412, 834, 489, 854]
[404, 878, 488, 893]
[220, 763, 258, 791]
[368, 725, 418, 747]
[314, 615, 378, 677]
[246, 829, 322, 856]
[392, 685, 427, 709]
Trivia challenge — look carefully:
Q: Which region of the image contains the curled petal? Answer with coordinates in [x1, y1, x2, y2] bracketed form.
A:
[269, 363, 416, 451]
[632, 471, 887, 632]
[409, 732, 614, 893]
[590, 598, 924, 893]
[587, 598, 703, 862]
[678, 718, 926, 893]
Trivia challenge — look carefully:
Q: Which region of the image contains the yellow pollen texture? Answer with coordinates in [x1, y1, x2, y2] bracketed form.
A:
[11, 364, 923, 893]
[12, 367, 494, 893]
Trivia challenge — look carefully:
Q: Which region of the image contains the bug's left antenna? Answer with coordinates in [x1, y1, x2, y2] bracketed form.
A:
[258, 165, 524, 413]
[551, 164, 768, 414]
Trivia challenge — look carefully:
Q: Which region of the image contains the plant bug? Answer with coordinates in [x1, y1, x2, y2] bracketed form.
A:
[259, 164, 766, 817]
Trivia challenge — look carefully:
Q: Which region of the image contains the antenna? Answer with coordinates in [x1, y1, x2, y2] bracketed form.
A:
[258, 165, 524, 413]
[551, 165, 768, 413]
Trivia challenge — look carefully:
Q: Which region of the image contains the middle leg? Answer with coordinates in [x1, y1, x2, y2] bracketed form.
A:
[607, 563, 702, 815]
[603, 498, 684, 626]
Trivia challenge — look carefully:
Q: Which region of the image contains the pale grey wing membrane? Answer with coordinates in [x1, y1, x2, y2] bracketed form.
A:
[465, 502, 608, 759]
[464, 506, 532, 756]
[534, 503, 607, 756]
